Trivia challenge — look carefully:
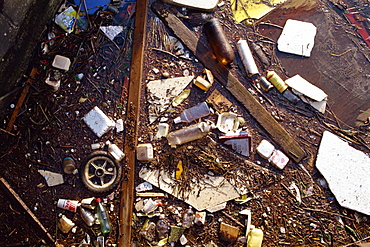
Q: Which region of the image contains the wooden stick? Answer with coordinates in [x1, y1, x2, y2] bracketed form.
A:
[0, 178, 54, 245]
[151, 1, 306, 163]
[6, 68, 37, 132]
[118, 0, 148, 246]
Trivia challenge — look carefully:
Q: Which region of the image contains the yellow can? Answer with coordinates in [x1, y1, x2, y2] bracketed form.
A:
[266, 71, 288, 93]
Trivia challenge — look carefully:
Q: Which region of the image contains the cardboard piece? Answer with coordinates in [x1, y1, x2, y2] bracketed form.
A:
[139, 167, 240, 211]
[316, 131, 370, 216]
[277, 19, 317, 57]
[285, 75, 328, 113]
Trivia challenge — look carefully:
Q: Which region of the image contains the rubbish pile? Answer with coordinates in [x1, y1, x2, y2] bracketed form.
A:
[0, 0, 369, 246]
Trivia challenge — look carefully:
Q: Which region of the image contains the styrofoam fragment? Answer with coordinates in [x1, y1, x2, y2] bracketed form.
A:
[83, 106, 115, 137]
[256, 140, 275, 159]
[268, 150, 289, 170]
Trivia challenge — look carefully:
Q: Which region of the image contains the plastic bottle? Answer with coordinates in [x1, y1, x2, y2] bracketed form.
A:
[79, 206, 95, 226]
[95, 198, 112, 234]
[204, 18, 235, 65]
[237, 40, 260, 76]
[174, 102, 213, 124]
[167, 122, 213, 148]
[142, 199, 162, 214]
[182, 207, 195, 228]
[247, 225, 264, 247]
[266, 71, 288, 93]
[62, 157, 77, 174]
[156, 214, 169, 239]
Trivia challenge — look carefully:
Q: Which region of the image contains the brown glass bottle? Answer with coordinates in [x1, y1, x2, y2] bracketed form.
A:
[203, 18, 235, 65]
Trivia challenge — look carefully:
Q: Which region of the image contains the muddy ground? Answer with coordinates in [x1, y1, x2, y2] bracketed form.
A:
[0, 0, 369, 246]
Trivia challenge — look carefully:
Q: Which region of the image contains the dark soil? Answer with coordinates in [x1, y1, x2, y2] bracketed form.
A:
[0, 0, 369, 247]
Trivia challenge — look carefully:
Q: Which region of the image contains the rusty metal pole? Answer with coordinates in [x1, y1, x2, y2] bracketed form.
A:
[118, 0, 148, 246]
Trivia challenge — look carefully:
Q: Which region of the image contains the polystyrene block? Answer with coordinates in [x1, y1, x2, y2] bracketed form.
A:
[83, 106, 115, 137]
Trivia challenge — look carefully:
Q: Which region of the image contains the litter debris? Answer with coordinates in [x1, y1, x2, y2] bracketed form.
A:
[139, 167, 240, 211]
[206, 202, 227, 213]
[237, 40, 260, 76]
[316, 131, 370, 216]
[163, 0, 219, 11]
[288, 182, 302, 204]
[54, 6, 88, 33]
[285, 74, 328, 113]
[137, 143, 154, 162]
[100, 26, 124, 41]
[247, 225, 264, 247]
[216, 112, 239, 133]
[204, 18, 235, 65]
[95, 198, 112, 234]
[174, 102, 213, 124]
[219, 130, 251, 157]
[194, 211, 206, 225]
[172, 89, 190, 107]
[268, 149, 289, 170]
[175, 160, 183, 179]
[168, 226, 185, 243]
[107, 143, 125, 161]
[80, 197, 96, 210]
[115, 119, 124, 133]
[83, 106, 115, 138]
[62, 157, 77, 174]
[58, 215, 75, 234]
[38, 170, 64, 187]
[154, 123, 169, 140]
[167, 121, 213, 148]
[52, 55, 71, 71]
[277, 19, 317, 57]
[193, 76, 213, 91]
[57, 199, 79, 212]
[136, 182, 153, 192]
[206, 89, 233, 113]
[220, 222, 240, 242]
[147, 76, 194, 123]
[80, 207, 95, 227]
[256, 139, 275, 159]
[231, 0, 287, 22]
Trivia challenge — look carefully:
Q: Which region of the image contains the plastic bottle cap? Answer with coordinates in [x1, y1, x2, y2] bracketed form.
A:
[174, 117, 181, 124]
[95, 198, 102, 203]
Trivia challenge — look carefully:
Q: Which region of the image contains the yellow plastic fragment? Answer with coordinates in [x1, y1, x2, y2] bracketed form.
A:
[176, 160, 183, 179]
[231, 0, 287, 23]
[172, 89, 190, 107]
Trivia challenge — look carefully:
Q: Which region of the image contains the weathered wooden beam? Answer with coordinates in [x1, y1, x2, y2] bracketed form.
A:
[0, 177, 55, 245]
[6, 68, 37, 132]
[151, 1, 306, 163]
[118, 0, 148, 246]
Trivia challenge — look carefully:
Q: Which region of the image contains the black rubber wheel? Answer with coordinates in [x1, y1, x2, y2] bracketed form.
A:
[80, 151, 122, 193]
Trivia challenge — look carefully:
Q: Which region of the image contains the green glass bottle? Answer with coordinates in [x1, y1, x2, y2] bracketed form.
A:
[95, 198, 112, 234]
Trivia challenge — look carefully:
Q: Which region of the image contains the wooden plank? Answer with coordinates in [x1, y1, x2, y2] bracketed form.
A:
[6, 68, 37, 132]
[0, 177, 55, 245]
[118, 0, 148, 246]
[151, 1, 305, 163]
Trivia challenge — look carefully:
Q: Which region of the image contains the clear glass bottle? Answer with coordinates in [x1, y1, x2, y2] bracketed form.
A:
[156, 214, 169, 239]
[204, 18, 235, 65]
[95, 198, 112, 234]
[182, 207, 195, 228]
[174, 102, 213, 124]
[167, 122, 213, 148]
